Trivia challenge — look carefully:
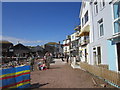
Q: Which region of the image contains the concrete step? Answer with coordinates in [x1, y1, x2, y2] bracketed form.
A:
[71, 63, 81, 69]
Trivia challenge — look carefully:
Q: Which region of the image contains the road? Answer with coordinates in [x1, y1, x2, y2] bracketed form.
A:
[30, 58, 115, 88]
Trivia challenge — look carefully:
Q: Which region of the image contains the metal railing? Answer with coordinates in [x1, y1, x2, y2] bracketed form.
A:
[80, 39, 89, 46]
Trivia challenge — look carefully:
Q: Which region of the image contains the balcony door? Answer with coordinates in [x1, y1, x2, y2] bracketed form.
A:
[93, 46, 101, 65]
[117, 43, 120, 71]
[97, 47, 101, 64]
[93, 51, 97, 65]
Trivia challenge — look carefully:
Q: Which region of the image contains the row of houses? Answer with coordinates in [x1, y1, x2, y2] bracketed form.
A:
[63, 0, 120, 87]
[1, 40, 63, 58]
[0, 41, 43, 58]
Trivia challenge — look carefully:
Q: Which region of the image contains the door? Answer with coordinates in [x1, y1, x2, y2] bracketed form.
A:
[117, 43, 120, 71]
[85, 49, 87, 62]
[97, 47, 101, 64]
[93, 51, 97, 65]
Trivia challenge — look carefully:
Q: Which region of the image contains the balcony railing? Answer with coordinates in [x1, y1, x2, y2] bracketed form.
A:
[80, 38, 89, 46]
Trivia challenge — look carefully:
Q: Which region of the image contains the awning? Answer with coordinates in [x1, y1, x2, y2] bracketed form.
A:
[77, 25, 90, 37]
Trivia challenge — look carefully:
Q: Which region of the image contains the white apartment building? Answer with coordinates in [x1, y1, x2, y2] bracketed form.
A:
[88, 0, 113, 67]
[78, 1, 92, 63]
[70, 31, 79, 56]
[63, 38, 70, 55]
[69, 29, 80, 65]
[81, 0, 120, 72]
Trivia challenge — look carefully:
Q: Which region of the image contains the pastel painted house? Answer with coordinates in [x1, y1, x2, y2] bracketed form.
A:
[78, 0, 120, 87]
[107, 0, 120, 72]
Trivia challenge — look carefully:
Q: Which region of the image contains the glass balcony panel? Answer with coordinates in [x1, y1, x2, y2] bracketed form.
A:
[113, 1, 120, 19]
[114, 19, 120, 33]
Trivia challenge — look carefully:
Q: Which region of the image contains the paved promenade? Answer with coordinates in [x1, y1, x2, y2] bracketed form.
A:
[30, 59, 114, 88]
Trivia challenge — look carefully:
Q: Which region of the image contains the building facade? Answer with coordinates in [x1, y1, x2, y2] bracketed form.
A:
[107, 0, 120, 71]
[63, 37, 70, 56]
[80, 0, 120, 72]
[78, 1, 91, 63]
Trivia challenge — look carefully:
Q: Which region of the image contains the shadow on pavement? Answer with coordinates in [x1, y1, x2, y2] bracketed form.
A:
[49, 67, 61, 69]
[30, 83, 49, 89]
[50, 61, 55, 63]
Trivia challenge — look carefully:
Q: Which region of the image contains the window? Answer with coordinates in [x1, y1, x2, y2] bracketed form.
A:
[100, 0, 105, 9]
[85, 11, 88, 24]
[82, 17, 84, 26]
[113, 1, 120, 19]
[94, 1, 98, 15]
[72, 36, 74, 39]
[83, 2, 86, 8]
[82, 11, 88, 27]
[113, 1, 120, 33]
[65, 47, 67, 51]
[103, 0, 105, 7]
[114, 19, 120, 33]
[98, 19, 104, 36]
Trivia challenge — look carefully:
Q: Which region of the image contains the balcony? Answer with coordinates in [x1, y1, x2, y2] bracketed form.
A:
[74, 25, 81, 31]
[80, 37, 89, 46]
[77, 25, 90, 37]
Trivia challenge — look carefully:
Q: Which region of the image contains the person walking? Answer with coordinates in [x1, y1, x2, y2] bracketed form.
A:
[66, 54, 69, 63]
[44, 52, 52, 69]
[30, 57, 34, 71]
[61, 53, 64, 62]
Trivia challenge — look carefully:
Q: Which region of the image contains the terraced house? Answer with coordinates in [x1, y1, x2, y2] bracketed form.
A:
[78, 1, 92, 64]
[108, 0, 120, 72]
[78, 0, 120, 87]
[62, 0, 120, 87]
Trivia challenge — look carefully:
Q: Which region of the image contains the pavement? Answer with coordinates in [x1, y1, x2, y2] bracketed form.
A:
[30, 58, 115, 89]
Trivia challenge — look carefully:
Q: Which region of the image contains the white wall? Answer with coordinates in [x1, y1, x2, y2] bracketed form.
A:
[63, 39, 70, 54]
[79, 1, 91, 63]
[89, 1, 113, 65]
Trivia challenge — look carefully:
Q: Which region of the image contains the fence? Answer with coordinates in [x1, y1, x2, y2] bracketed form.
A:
[79, 62, 120, 87]
[0, 65, 31, 89]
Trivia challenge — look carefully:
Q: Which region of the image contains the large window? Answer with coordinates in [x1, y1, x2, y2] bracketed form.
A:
[114, 19, 120, 33]
[82, 11, 88, 27]
[85, 11, 88, 24]
[98, 19, 104, 37]
[113, 1, 120, 33]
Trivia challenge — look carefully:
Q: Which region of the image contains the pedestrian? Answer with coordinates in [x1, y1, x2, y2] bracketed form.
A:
[66, 54, 69, 63]
[30, 57, 34, 71]
[61, 53, 64, 62]
[44, 51, 52, 69]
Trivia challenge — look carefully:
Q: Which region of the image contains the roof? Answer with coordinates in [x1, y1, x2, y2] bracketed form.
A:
[13, 43, 30, 54]
[45, 42, 59, 45]
[31, 45, 44, 52]
[0, 40, 13, 44]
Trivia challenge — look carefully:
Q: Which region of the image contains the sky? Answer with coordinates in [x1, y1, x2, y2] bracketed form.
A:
[2, 2, 81, 46]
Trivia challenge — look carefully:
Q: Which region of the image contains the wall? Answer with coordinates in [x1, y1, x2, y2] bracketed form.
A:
[107, 41, 117, 71]
[89, 1, 114, 67]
